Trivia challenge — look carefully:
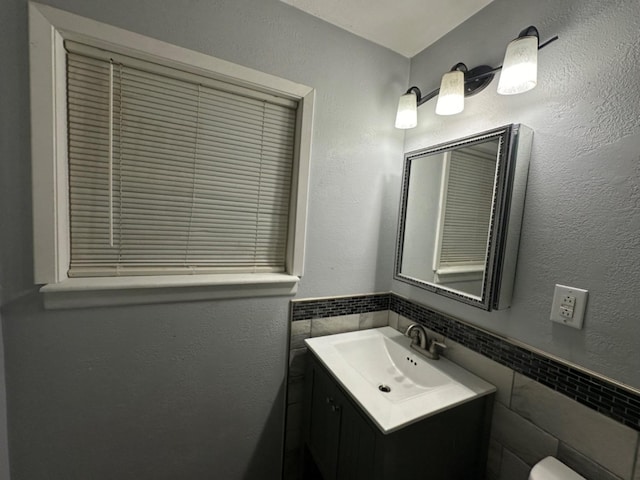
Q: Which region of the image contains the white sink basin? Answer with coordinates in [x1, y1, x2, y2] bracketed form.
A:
[333, 332, 452, 402]
[305, 326, 496, 433]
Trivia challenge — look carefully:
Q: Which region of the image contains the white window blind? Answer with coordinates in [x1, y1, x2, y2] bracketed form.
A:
[66, 41, 298, 277]
[438, 145, 497, 268]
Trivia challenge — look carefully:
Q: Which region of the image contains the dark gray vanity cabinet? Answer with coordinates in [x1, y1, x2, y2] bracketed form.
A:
[303, 353, 375, 480]
[301, 353, 494, 480]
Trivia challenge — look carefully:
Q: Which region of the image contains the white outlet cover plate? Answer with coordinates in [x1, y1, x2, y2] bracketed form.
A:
[550, 284, 588, 329]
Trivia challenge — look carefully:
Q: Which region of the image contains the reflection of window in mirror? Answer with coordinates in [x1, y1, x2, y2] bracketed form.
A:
[432, 141, 499, 297]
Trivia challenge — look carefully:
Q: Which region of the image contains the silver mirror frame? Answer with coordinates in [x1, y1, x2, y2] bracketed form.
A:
[394, 124, 533, 310]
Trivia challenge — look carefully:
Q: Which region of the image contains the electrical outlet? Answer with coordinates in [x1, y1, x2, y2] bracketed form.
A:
[550, 284, 588, 329]
[559, 306, 574, 318]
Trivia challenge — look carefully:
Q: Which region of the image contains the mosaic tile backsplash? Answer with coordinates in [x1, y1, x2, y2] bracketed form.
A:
[290, 293, 390, 321]
[290, 293, 640, 432]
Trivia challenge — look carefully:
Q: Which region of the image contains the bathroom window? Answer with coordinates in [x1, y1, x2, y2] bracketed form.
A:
[66, 42, 297, 277]
[29, 3, 314, 307]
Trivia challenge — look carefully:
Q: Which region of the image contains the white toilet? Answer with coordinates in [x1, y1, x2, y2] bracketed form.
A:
[529, 457, 586, 480]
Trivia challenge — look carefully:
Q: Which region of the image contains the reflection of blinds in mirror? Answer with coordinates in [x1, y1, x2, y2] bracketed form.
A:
[439, 146, 497, 268]
[66, 43, 298, 277]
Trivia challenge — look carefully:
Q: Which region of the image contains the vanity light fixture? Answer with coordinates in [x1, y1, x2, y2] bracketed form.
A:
[497, 26, 540, 95]
[435, 63, 466, 116]
[394, 26, 558, 129]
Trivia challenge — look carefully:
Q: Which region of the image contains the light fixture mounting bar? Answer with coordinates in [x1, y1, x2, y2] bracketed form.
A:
[404, 33, 559, 108]
[538, 35, 559, 50]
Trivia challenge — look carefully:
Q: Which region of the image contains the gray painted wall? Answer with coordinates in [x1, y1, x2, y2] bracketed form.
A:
[4, 0, 638, 477]
[0, 0, 407, 478]
[395, 0, 640, 389]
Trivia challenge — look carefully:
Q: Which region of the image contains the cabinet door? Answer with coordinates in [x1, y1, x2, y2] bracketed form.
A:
[305, 358, 377, 480]
[336, 397, 375, 480]
[307, 364, 343, 479]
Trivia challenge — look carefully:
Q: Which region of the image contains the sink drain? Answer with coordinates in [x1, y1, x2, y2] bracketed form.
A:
[378, 384, 391, 393]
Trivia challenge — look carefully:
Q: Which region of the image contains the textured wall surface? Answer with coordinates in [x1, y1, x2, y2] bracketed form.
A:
[0, 0, 407, 478]
[3, 296, 290, 479]
[3, 0, 638, 477]
[395, 0, 640, 389]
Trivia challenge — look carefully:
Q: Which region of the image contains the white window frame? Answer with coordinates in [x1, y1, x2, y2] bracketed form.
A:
[29, 2, 314, 309]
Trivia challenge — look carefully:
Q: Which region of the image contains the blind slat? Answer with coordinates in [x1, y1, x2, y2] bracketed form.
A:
[439, 149, 497, 266]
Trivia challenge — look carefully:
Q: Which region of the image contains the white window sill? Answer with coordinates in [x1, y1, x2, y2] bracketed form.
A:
[434, 264, 484, 283]
[40, 273, 300, 309]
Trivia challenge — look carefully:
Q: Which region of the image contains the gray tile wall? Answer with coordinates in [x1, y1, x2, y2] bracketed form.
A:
[389, 295, 640, 431]
[389, 313, 639, 480]
[511, 374, 637, 479]
[285, 297, 640, 480]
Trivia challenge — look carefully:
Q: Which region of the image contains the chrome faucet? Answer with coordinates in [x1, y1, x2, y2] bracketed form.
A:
[404, 323, 447, 360]
[405, 323, 428, 349]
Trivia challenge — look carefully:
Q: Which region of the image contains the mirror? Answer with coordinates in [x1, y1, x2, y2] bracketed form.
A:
[395, 124, 532, 310]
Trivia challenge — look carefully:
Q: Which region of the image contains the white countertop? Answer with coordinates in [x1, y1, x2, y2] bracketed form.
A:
[305, 326, 496, 434]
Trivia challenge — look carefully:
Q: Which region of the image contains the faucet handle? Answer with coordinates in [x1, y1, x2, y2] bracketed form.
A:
[428, 340, 447, 358]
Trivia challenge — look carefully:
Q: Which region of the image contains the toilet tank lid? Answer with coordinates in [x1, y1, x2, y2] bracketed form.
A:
[530, 457, 586, 480]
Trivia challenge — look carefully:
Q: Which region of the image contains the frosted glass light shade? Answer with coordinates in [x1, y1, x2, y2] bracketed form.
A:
[497, 35, 538, 95]
[395, 92, 418, 129]
[435, 70, 464, 115]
